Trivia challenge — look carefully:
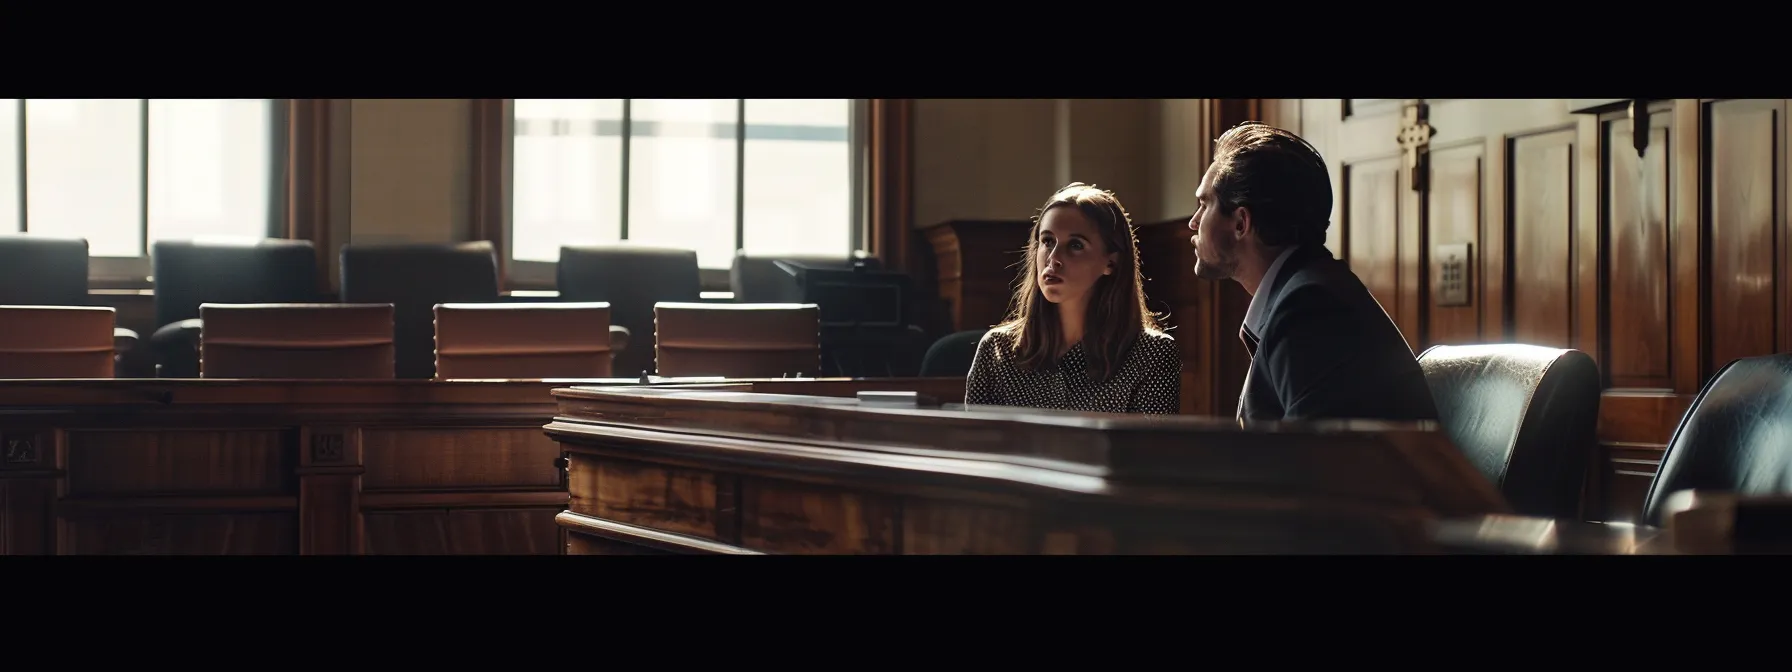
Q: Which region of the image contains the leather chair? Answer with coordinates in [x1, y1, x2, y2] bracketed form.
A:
[0, 233, 140, 360]
[919, 329, 989, 377]
[557, 243, 701, 379]
[1417, 344, 1601, 520]
[654, 302, 820, 378]
[340, 241, 500, 379]
[434, 302, 615, 379]
[0, 306, 118, 378]
[198, 303, 396, 379]
[731, 250, 931, 376]
[730, 251, 875, 303]
[150, 239, 321, 377]
[1642, 353, 1792, 527]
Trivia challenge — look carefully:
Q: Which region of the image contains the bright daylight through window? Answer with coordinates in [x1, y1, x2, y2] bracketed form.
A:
[510, 99, 857, 270]
[0, 99, 279, 260]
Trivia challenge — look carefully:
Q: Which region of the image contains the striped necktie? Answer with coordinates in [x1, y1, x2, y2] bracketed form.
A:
[1236, 325, 1259, 419]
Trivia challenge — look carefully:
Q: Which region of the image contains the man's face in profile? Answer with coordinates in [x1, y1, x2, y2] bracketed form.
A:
[1188, 162, 1241, 281]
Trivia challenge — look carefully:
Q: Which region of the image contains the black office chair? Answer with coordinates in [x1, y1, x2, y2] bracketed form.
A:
[339, 241, 501, 379]
[0, 233, 141, 366]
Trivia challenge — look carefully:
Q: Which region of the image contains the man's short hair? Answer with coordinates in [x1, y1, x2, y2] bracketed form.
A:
[1210, 122, 1333, 248]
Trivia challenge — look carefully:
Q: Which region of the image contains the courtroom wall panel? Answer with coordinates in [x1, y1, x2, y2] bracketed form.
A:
[1287, 98, 1792, 524]
[0, 376, 971, 555]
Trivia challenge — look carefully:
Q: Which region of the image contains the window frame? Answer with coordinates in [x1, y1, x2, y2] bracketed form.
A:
[499, 98, 873, 291]
[5, 98, 292, 289]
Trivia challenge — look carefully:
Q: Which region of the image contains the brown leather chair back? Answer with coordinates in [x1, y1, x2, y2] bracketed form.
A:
[654, 302, 820, 378]
[0, 306, 117, 378]
[199, 303, 396, 379]
[434, 302, 614, 379]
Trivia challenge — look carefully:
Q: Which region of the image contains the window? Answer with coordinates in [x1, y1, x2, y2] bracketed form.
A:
[508, 99, 864, 278]
[0, 99, 286, 282]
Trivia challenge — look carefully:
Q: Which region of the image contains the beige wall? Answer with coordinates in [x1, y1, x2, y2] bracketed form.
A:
[324, 98, 1213, 253]
[338, 99, 472, 245]
[910, 98, 1209, 229]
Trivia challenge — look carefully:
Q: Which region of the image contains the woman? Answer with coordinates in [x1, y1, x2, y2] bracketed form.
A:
[964, 182, 1181, 414]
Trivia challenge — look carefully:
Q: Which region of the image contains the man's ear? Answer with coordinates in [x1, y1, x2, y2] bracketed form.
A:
[1232, 205, 1253, 241]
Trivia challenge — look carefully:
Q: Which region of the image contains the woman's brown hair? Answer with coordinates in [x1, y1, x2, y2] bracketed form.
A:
[992, 182, 1163, 381]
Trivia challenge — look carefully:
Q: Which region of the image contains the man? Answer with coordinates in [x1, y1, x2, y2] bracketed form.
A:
[1187, 122, 1438, 422]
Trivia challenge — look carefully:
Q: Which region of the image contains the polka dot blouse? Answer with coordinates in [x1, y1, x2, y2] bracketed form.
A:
[964, 327, 1182, 415]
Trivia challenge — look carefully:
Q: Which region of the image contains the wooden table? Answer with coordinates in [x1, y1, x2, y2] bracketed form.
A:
[546, 386, 1512, 554]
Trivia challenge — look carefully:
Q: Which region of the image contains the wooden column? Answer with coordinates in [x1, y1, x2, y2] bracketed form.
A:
[469, 99, 508, 291]
[285, 99, 334, 295]
[0, 429, 53, 554]
[867, 99, 914, 274]
[297, 426, 364, 555]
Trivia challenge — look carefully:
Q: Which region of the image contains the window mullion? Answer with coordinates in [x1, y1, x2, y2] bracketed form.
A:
[734, 98, 745, 254]
[139, 99, 150, 258]
[17, 99, 27, 232]
[619, 99, 631, 241]
[269, 99, 290, 239]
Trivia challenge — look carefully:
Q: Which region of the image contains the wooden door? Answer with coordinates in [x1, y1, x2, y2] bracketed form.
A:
[1293, 99, 1579, 353]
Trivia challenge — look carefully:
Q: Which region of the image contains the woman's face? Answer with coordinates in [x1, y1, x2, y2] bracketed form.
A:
[1036, 206, 1117, 305]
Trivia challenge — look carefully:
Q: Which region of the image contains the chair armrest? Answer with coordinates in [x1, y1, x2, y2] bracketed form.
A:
[149, 319, 204, 353]
[609, 325, 631, 353]
[113, 327, 140, 353]
[1431, 515, 1663, 555]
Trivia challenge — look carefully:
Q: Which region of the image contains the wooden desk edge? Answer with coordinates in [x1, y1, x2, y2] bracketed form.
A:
[556, 511, 763, 555]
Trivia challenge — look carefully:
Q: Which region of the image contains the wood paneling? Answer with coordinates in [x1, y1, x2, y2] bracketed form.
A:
[919, 219, 1032, 333]
[1346, 160, 1402, 320]
[0, 377, 967, 554]
[738, 479, 898, 554]
[1604, 112, 1673, 389]
[1136, 215, 1246, 415]
[1292, 98, 1792, 523]
[1509, 128, 1576, 349]
[1426, 145, 1483, 345]
[361, 427, 561, 491]
[1707, 99, 1785, 368]
[62, 513, 297, 555]
[362, 508, 561, 555]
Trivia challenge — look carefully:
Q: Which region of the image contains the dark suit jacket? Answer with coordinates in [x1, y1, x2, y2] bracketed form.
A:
[1238, 245, 1439, 422]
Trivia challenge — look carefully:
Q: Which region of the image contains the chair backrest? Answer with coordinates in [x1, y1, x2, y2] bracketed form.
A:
[1417, 343, 1601, 520]
[199, 303, 395, 379]
[434, 302, 614, 379]
[557, 243, 701, 379]
[653, 302, 820, 378]
[0, 234, 89, 306]
[0, 305, 116, 378]
[1643, 353, 1792, 526]
[339, 241, 500, 379]
[151, 238, 321, 329]
[919, 329, 989, 377]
